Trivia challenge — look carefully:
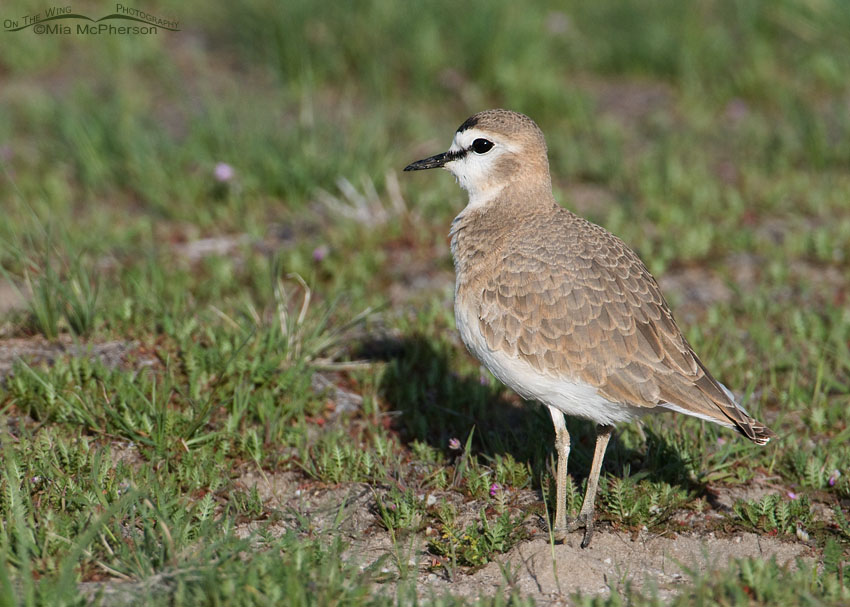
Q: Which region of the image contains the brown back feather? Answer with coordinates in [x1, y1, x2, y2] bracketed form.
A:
[463, 206, 775, 444]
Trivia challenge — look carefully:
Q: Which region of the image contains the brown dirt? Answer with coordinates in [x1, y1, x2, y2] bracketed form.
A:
[0, 336, 149, 380]
[418, 530, 809, 604]
[705, 475, 786, 512]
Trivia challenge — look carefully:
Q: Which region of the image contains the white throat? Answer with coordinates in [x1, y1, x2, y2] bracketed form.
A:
[464, 183, 505, 210]
[444, 128, 514, 211]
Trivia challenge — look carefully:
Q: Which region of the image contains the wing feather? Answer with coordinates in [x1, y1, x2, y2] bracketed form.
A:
[474, 214, 775, 443]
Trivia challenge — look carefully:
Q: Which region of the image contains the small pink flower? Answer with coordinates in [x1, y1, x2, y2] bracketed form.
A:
[312, 245, 329, 262]
[828, 470, 841, 487]
[489, 483, 501, 497]
[448, 438, 461, 451]
[787, 491, 798, 500]
[716, 437, 727, 446]
[479, 374, 488, 385]
[214, 162, 235, 182]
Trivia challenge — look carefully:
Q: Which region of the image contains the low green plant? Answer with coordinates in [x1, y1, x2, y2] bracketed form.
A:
[227, 486, 264, 519]
[732, 494, 814, 536]
[833, 505, 850, 542]
[597, 472, 692, 531]
[3, 249, 102, 339]
[375, 488, 425, 536]
[784, 448, 850, 492]
[491, 453, 532, 491]
[302, 429, 400, 484]
[22, 262, 62, 339]
[429, 507, 526, 569]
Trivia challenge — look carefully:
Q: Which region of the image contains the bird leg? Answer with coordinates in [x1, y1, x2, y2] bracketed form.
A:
[547, 406, 570, 541]
[567, 424, 613, 548]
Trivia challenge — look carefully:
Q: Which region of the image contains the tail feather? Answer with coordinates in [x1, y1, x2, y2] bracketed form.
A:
[730, 411, 776, 445]
[715, 381, 776, 445]
[692, 360, 776, 445]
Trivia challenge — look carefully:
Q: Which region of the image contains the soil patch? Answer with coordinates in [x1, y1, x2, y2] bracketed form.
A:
[0, 336, 149, 380]
[416, 530, 809, 604]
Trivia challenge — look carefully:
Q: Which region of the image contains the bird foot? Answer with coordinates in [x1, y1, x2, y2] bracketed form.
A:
[565, 512, 595, 548]
[547, 512, 595, 547]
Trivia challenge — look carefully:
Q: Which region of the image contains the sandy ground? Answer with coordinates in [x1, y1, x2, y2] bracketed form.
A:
[416, 530, 807, 604]
[231, 471, 811, 605]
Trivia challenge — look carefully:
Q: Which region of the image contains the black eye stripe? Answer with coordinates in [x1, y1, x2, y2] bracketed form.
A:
[445, 149, 466, 162]
[442, 138, 495, 162]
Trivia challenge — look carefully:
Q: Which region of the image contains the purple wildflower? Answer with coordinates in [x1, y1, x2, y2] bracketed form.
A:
[448, 438, 461, 451]
[489, 483, 501, 498]
[828, 470, 840, 487]
[312, 245, 329, 262]
[787, 491, 798, 500]
[214, 162, 235, 183]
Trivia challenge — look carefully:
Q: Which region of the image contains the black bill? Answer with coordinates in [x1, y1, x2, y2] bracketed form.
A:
[404, 152, 451, 171]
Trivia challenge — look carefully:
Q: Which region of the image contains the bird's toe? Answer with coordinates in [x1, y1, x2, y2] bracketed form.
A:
[564, 512, 596, 547]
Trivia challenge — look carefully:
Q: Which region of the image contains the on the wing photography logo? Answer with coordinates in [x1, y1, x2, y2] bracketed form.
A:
[3, 5, 179, 35]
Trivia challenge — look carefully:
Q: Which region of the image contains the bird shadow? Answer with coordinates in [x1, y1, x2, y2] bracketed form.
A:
[356, 333, 703, 496]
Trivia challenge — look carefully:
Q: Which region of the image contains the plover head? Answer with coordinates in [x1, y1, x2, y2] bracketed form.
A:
[405, 109, 552, 209]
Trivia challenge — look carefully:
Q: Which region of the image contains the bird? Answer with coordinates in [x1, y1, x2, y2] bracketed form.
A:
[404, 109, 776, 548]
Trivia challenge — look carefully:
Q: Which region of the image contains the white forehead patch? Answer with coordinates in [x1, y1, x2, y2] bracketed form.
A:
[448, 128, 518, 154]
[450, 128, 480, 152]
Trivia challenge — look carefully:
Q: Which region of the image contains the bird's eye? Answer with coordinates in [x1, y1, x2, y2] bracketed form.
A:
[471, 138, 494, 154]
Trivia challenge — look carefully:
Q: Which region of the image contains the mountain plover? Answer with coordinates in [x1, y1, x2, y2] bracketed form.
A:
[404, 109, 775, 548]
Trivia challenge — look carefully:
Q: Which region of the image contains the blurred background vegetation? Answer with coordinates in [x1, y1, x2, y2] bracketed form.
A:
[3, 0, 850, 261]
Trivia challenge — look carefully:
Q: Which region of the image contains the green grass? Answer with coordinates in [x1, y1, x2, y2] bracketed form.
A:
[1, 0, 849, 604]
